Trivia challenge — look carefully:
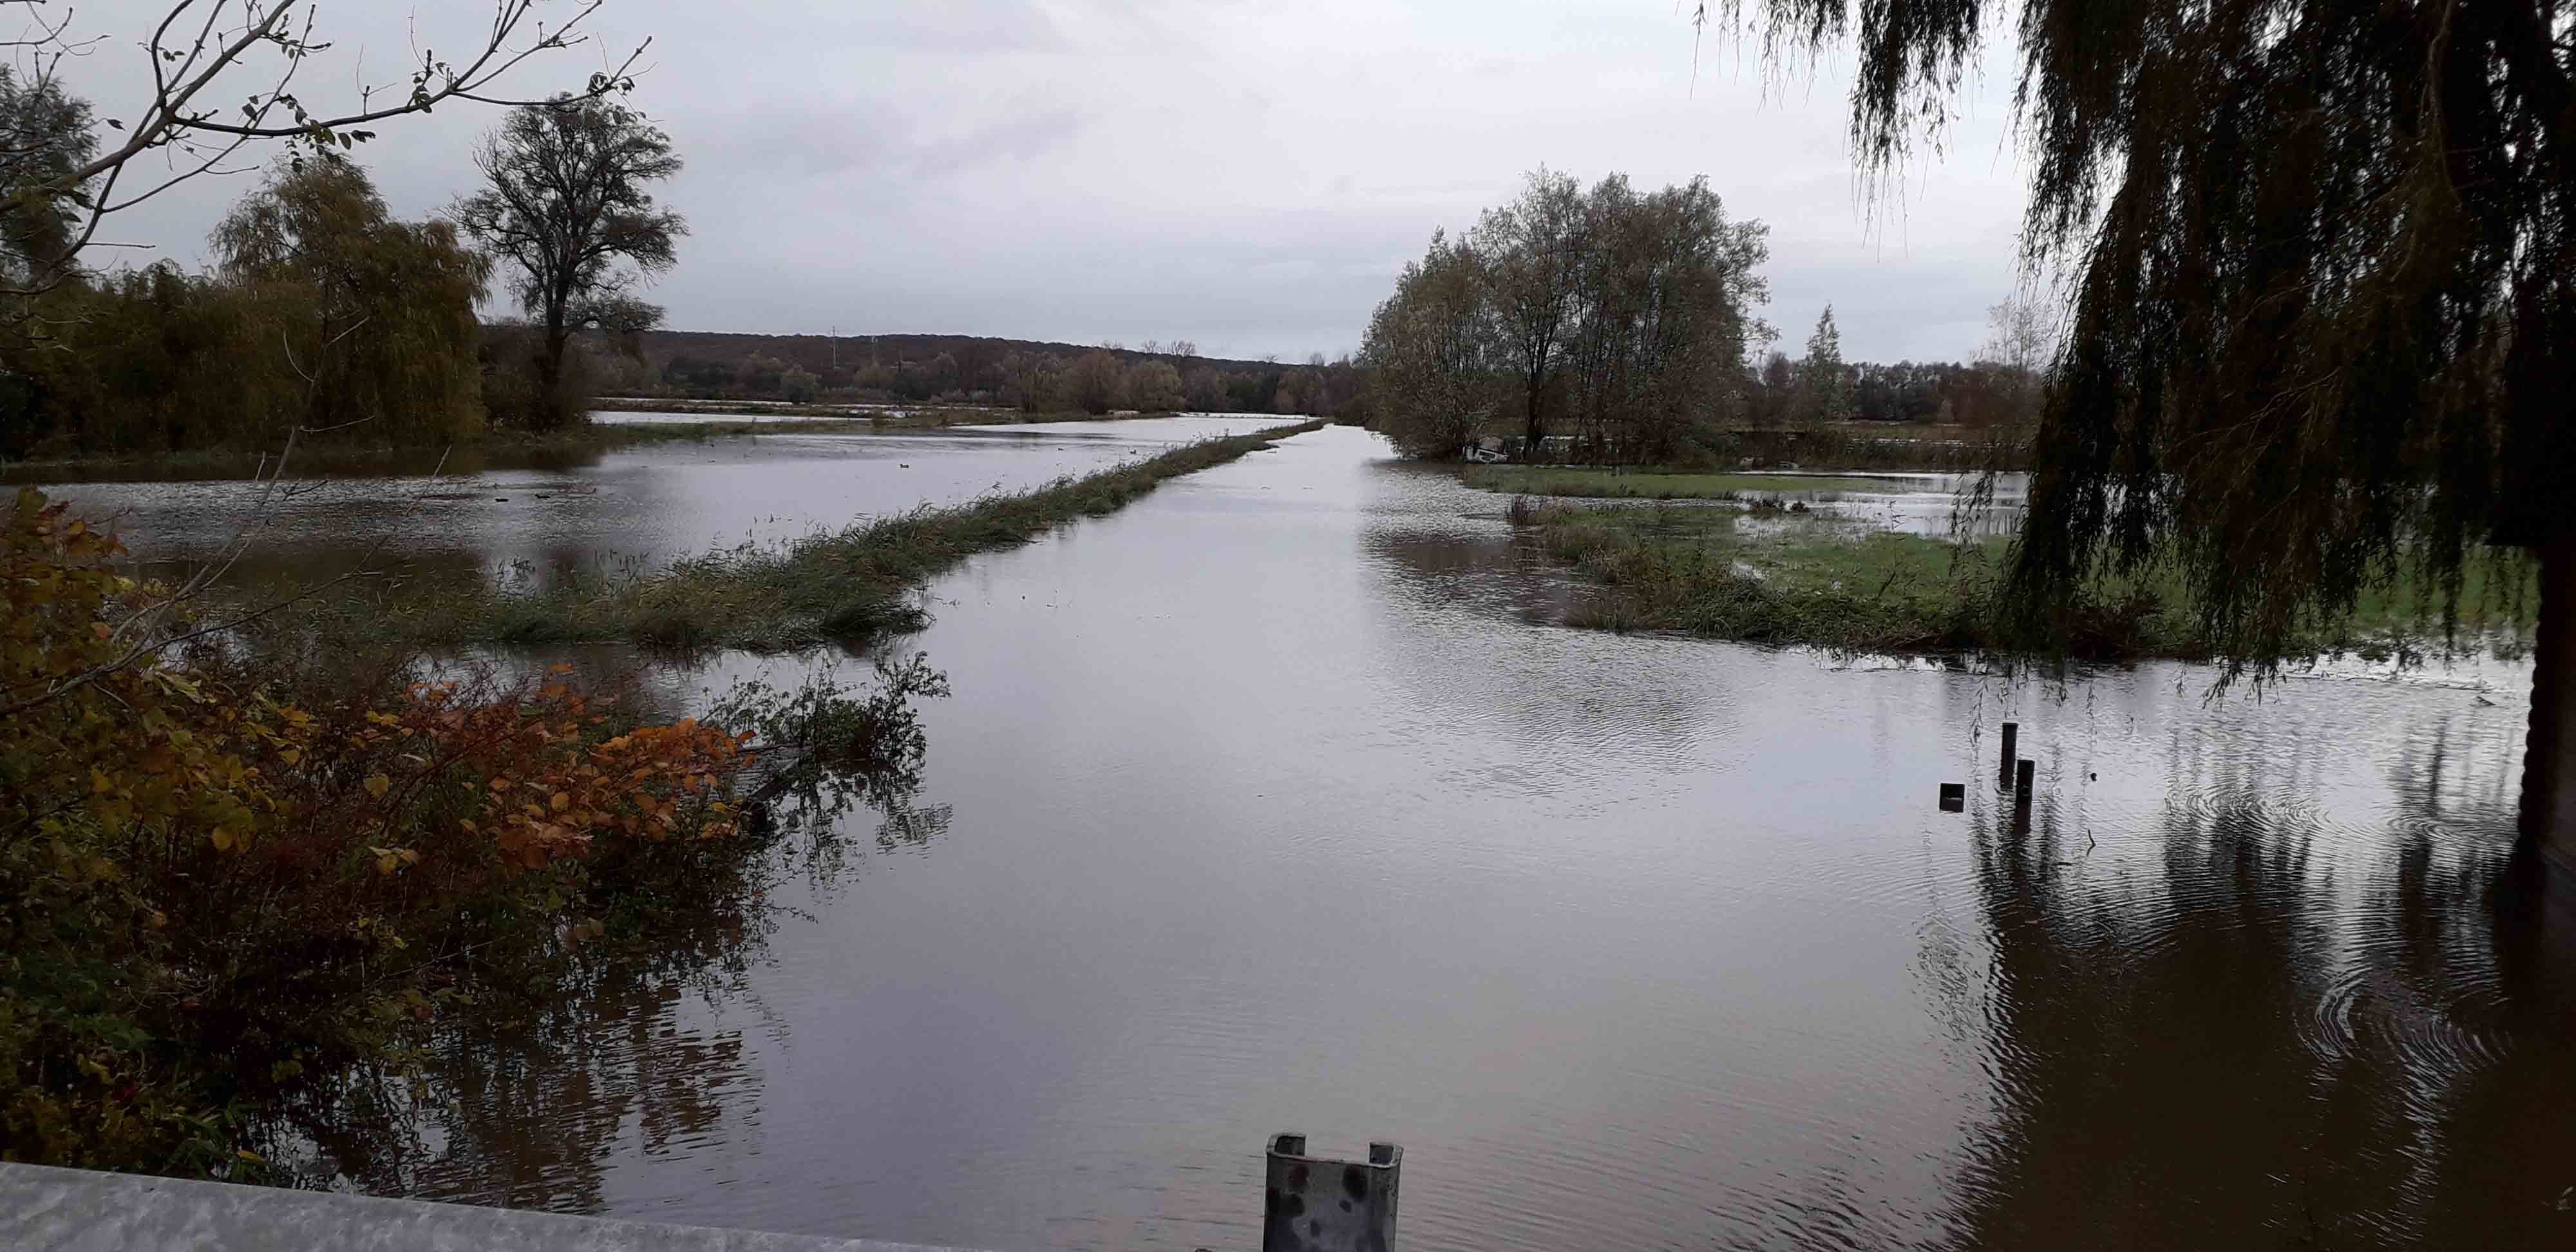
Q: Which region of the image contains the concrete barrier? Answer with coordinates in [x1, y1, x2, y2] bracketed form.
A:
[0, 1161, 979, 1252]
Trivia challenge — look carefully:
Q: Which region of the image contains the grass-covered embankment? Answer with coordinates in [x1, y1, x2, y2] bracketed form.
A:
[1463, 464, 1897, 499]
[1519, 500, 2537, 663]
[349, 419, 1326, 650]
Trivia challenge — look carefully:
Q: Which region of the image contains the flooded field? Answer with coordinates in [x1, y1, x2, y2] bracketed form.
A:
[21, 415, 1285, 585]
[62, 424, 2576, 1248]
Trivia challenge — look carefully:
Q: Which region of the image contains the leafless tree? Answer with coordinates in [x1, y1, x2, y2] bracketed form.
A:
[0, 1, 644, 304]
[1473, 167, 1586, 456]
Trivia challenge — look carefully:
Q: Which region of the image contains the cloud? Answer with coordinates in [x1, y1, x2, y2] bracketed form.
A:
[48, 0, 2036, 362]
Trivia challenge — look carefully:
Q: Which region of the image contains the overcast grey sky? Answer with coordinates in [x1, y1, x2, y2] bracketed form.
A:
[63, 1, 2033, 363]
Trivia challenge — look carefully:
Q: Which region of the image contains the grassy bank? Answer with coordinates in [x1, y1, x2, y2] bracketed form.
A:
[1463, 464, 1900, 500]
[1520, 500, 2537, 663]
[323, 418, 1327, 651]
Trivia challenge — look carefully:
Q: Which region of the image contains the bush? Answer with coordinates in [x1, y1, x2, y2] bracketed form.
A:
[0, 488, 940, 1172]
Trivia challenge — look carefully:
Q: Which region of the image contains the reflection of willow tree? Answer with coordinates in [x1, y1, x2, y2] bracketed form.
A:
[1942, 743, 2576, 1248]
[274, 663, 953, 1208]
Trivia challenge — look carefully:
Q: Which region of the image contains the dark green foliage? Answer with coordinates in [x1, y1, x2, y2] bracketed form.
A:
[0, 66, 96, 284]
[213, 156, 491, 443]
[1728, 0, 2575, 672]
[0, 158, 489, 458]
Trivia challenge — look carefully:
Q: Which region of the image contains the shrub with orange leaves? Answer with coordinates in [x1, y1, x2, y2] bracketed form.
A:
[0, 488, 943, 1176]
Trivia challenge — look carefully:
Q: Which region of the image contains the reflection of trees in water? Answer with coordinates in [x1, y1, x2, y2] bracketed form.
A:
[275, 736, 949, 1210]
[1358, 522, 1727, 774]
[1939, 719, 2576, 1248]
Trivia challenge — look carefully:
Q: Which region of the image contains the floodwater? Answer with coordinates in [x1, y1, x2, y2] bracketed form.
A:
[99, 426, 2576, 1246]
[19, 414, 1286, 587]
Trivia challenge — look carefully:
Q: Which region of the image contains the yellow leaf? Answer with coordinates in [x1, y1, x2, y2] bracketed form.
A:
[278, 747, 302, 765]
[211, 828, 234, 852]
[365, 773, 390, 799]
[550, 792, 570, 811]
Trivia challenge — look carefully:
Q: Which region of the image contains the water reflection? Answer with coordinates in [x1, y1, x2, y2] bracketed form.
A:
[27, 415, 1286, 584]
[270, 657, 947, 1210]
[1944, 723, 2576, 1249]
[185, 426, 2576, 1248]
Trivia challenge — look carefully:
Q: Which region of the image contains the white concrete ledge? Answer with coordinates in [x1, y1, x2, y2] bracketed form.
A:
[1, 1162, 983, 1252]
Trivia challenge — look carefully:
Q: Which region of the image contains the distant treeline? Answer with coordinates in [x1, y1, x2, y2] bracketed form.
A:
[591, 329, 1374, 419]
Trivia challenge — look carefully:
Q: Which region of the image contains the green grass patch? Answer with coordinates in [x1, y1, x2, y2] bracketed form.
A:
[1462, 464, 1910, 500]
[1518, 500, 2537, 663]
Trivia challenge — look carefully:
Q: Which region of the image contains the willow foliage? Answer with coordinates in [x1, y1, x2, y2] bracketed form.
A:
[3, 156, 490, 456]
[214, 155, 493, 444]
[1732, 0, 2573, 668]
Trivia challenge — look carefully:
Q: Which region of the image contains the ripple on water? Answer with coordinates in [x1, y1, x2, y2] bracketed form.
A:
[298, 426, 2576, 1251]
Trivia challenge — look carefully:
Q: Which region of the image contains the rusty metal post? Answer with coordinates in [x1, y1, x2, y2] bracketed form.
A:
[1265, 1133, 1399, 1252]
[1999, 722, 2020, 789]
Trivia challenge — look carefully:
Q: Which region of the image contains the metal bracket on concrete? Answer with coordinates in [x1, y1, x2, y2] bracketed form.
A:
[1262, 1133, 1400, 1252]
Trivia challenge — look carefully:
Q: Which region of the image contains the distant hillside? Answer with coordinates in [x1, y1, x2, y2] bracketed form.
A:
[557, 325, 1359, 416]
[614, 330, 1287, 380]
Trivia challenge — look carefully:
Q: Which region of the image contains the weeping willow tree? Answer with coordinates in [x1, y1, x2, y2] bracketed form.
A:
[1715, 0, 2576, 854]
[214, 156, 495, 442]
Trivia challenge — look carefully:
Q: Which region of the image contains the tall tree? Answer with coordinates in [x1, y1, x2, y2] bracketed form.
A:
[1473, 167, 1587, 458]
[1797, 306, 1850, 424]
[453, 97, 686, 430]
[1714, 0, 2576, 854]
[214, 156, 492, 441]
[0, 67, 96, 284]
[1361, 230, 1498, 459]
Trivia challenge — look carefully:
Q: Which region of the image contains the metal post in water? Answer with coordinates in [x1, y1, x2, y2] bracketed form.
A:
[1265, 1133, 1400, 1252]
[2013, 759, 2036, 831]
[1999, 722, 2020, 788]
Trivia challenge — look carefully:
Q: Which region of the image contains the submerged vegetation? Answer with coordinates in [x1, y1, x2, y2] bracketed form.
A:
[1517, 500, 2537, 665]
[274, 420, 1326, 652]
[2, 411, 1313, 1178]
[1463, 465, 1891, 499]
[0, 486, 949, 1173]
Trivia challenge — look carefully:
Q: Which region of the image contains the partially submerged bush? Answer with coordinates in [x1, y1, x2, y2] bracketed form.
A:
[0, 488, 943, 1173]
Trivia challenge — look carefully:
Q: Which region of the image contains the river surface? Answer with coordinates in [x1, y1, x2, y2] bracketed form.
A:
[77, 424, 2576, 1247]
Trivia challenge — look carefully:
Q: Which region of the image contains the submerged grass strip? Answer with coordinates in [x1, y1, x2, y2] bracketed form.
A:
[1522, 501, 2538, 663]
[1461, 464, 1902, 500]
[358, 419, 1326, 650]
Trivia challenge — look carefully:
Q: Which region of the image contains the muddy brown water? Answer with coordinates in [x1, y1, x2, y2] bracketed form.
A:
[66, 424, 2576, 1247]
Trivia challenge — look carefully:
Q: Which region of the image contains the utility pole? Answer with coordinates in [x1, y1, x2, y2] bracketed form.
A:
[831, 326, 837, 371]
